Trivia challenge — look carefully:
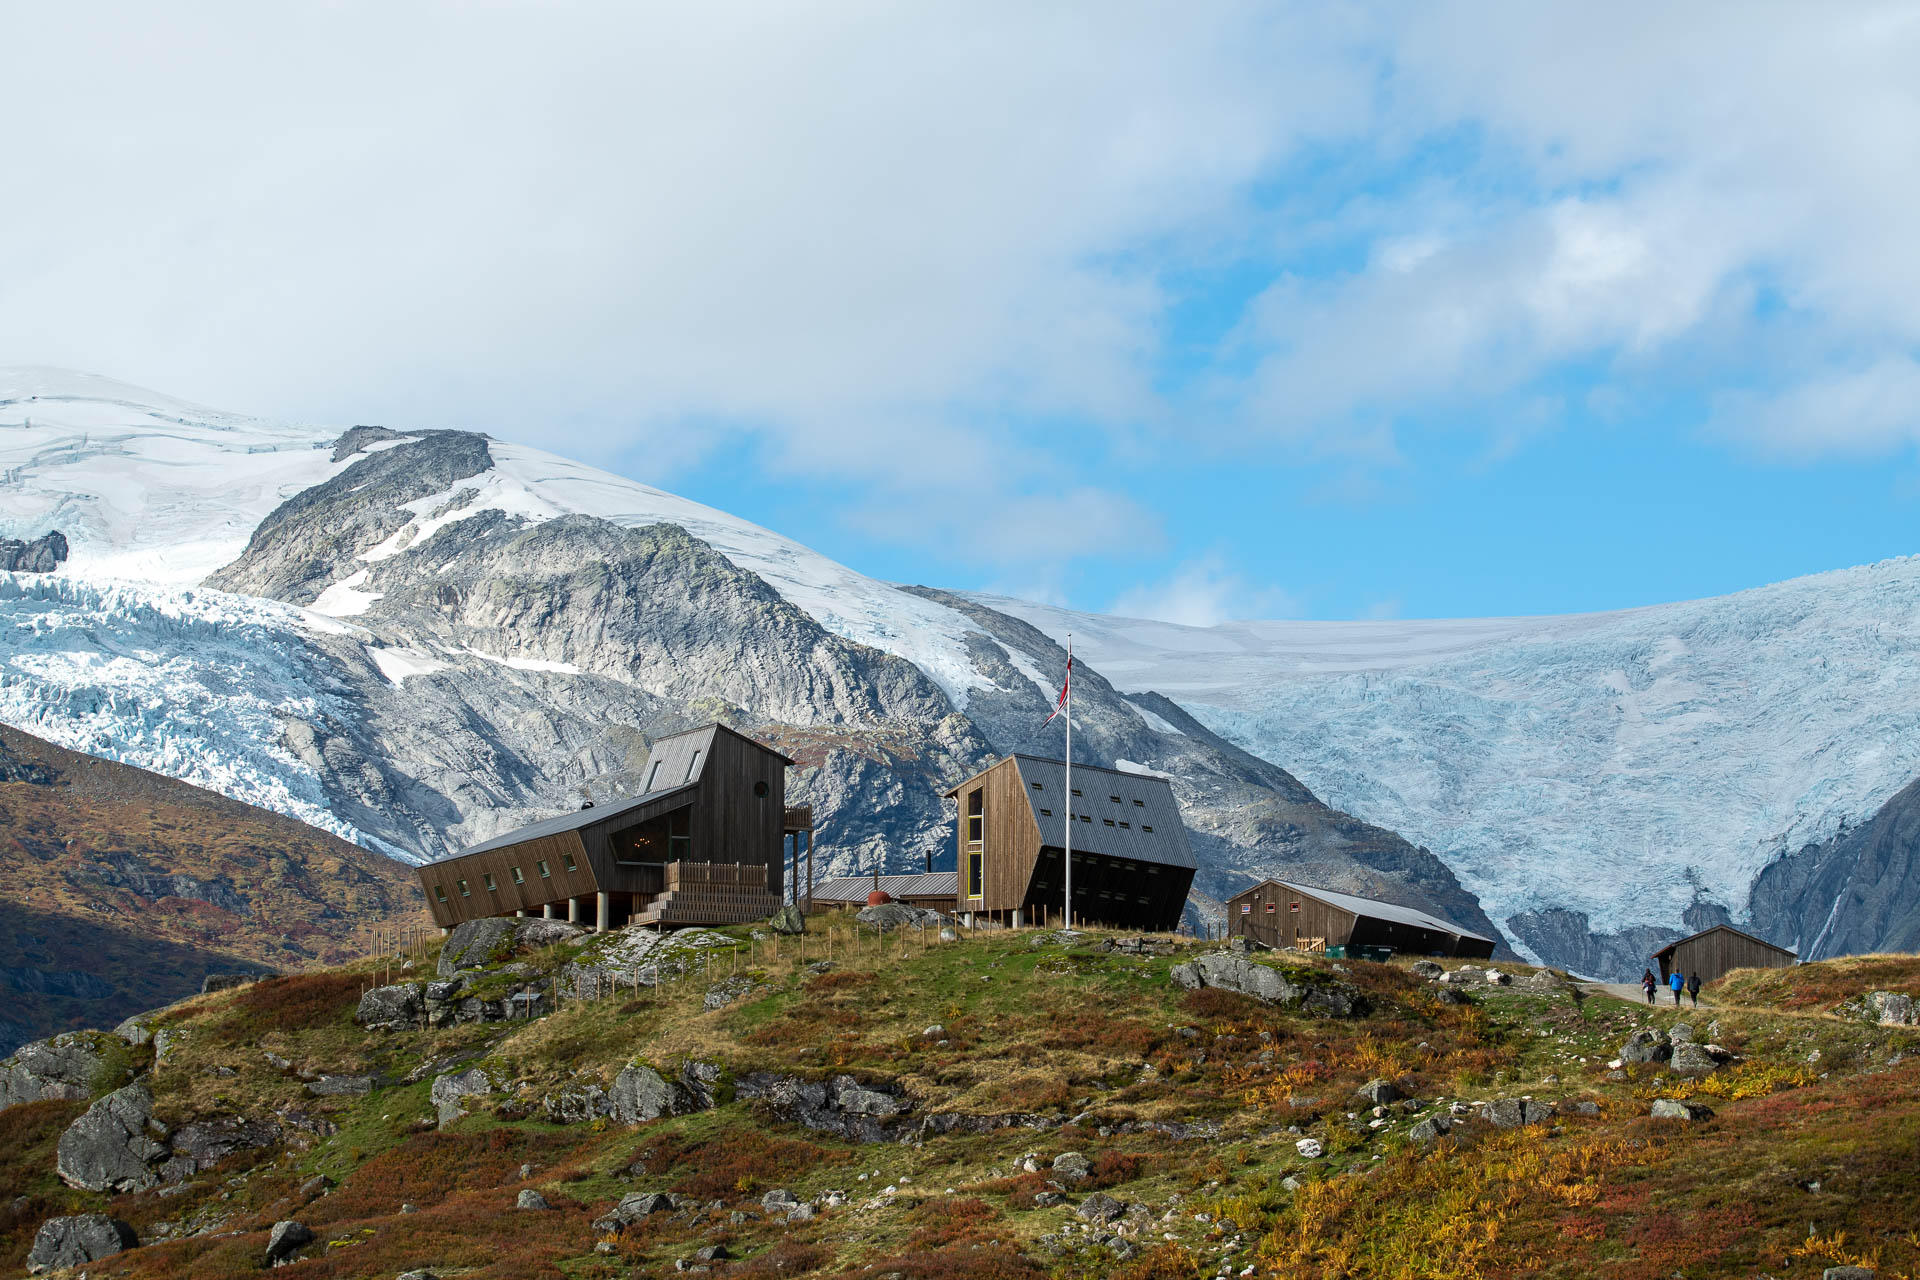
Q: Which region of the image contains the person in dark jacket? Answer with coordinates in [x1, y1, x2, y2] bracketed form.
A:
[1641, 969, 1657, 1004]
[1669, 970, 1684, 1006]
[1687, 971, 1702, 1007]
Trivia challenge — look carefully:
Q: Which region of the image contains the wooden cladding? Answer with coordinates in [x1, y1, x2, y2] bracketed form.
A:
[1655, 925, 1794, 985]
[422, 829, 597, 928]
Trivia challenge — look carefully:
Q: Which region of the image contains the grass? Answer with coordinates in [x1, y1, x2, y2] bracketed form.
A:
[8, 924, 1920, 1279]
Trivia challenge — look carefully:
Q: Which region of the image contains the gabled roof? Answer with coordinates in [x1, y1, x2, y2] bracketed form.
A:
[945, 755, 1197, 871]
[1236, 878, 1496, 946]
[811, 872, 959, 902]
[441, 722, 792, 861]
[1652, 923, 1796, 961]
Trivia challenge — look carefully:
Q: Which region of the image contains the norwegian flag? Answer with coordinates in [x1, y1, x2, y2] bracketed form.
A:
[1043, 647, 1072, 726]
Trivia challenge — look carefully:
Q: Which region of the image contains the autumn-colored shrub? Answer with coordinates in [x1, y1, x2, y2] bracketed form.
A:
[215, 971, 367, 1043]
[627, 1128, 849, 1201]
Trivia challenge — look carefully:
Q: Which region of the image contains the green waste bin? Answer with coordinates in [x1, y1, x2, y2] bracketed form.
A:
[1324, 945, 1347, 959]
[1356, 945, 1396, 963]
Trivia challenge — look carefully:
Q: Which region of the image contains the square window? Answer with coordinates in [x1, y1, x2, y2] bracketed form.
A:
[483, 873, 498, 892]
[538, 859, 550, 878]
[434, 885, 447, 903]
[1030, 781, 1043, 790]
[1039, 808, 1052, 817]
[562, 852, 578, 872]
[511, 866, 524, 884]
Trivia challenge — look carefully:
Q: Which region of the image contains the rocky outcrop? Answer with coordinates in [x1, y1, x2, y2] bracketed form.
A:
[0, 530, 69, 574]
[265, 1219, 314, 1266]
[57, 1083, 168, 1192]
[431, 1068, 495, 1127]
[1478, 1098, 1555, 1128]
[26, 1213, 136, 1274]
[1, 1032, 111, 1110]
[1170, 952, 1371, 1018]
[1750, 774, 1920, 962]
[855, 902, 945, 932]
[439, 917, 586, 978]
[355, 984, 425, 1031]
[1848, 991, 1919, 1026]
[1619, 1028, 1672, 1065]
[735, 1072, 914, 1143]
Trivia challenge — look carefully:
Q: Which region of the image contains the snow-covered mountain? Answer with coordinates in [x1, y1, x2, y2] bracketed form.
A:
[982, 570, 1920, 971]
[0, 369, 1497, 950]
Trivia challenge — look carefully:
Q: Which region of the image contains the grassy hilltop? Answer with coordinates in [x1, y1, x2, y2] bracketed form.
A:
[5, 918, 1919, 1280]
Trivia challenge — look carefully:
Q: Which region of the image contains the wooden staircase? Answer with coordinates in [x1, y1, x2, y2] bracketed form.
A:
[632, 861, 781, 927]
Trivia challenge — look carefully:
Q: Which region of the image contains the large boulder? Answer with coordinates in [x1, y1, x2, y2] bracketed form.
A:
[1478, 1099, 1555, 1128]
[856, 902, 944, 933]
[768, 904, 807, 935]
[355, 983, 425, 1031]
[1668, 1042, 1723, 1077]
[1863, 991, 1917, 1026]
[1619, 1028, 1672, 1064]
[1171, 953, 1371, 1018]
[431, 1068, 495, 1127]
[1, 1033, 113, 1111]
[163, 1116, 280, 1183]
[593, 1191, 676, 1234]
[265, 1219, 314, 1265]
[26, 1213, 137, 1274]
[439, 917, 586, 977]
[57, 1084, 168, 1192]
[1649, 1098, 1714, 1122]
[608, 1063, 680, 1125]
[735, 1071, 913, 1143]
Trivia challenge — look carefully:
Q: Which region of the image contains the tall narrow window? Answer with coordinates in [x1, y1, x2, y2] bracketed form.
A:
[562, 852, 578, 872]
[667, 808, 691, 862]
[537, 859, 551, 878]
[434, 885, 447, 903]
[686, 749, 702, 782]
[511, 865, 524, 885]
[967, 849, 983, 899]
[645, 760, 663, 792]
[458, 878, 470, 897]
[965, 789, 983, 846]
[483, 872, 498, 892]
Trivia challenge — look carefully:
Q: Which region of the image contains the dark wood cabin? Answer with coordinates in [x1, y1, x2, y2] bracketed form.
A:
[418, 724, 807, 931]
[1226, 878, 1497, 959]
[1653, 924, 1795, 985]
[809, 871, 959, 914]
[941, 756, 1196, 931]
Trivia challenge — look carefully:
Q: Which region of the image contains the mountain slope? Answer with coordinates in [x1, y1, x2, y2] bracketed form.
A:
[980, 561, 1920, 973]
[0, 723, 431, 1054]
[0, 369, 1498, 947]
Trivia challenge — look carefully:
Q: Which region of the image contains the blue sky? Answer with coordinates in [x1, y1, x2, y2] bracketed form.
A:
[7, 3, 1919, 624]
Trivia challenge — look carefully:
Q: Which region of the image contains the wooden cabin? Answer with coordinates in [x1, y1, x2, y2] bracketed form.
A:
[809, 872, 959, 914]
[1226, 878, 1497, 959]
[417, 724, 808, 931]
[941, 756, 1196, 931]
[1653, 924, 1795, 985]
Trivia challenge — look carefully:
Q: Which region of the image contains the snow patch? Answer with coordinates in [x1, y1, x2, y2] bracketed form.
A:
[368, 646, 451, 685]
[310, 569, 383, 617]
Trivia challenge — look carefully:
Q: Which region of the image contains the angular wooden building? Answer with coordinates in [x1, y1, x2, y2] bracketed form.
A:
[809, 872, 959, 914]
[1226, 878, 1497, 959]
[417, 724, 810, 931]
[1653, 924, 1795, 985]
[941, 756, 1196, 930]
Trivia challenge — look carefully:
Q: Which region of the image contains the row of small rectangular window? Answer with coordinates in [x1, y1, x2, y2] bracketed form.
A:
[1035, 806, 1150, 832]
[1032, 782, 1144, 808]
[432, 852, 578, 903]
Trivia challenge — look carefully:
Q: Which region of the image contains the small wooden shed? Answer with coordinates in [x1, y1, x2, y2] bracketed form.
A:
[1653, 924, 1795, 985]
[809, 872, 959, 914]
[1226, 878, 1497, 959]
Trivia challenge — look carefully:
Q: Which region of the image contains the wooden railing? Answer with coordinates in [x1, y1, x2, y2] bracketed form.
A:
[666, 860, 774, 891]
[783, 805, 814, 831]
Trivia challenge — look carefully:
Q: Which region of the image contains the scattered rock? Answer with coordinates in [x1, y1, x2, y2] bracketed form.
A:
[1411, 960, 1445, 980]
[1478, 1099, 1555, 1128]
[1031, 1191, 1068, 1207]
[1649, 1098, 1714, 1122]
[1051, 1151, 1092, 1183]
[1564, 1100, 1602, 1116]
[1862, 991, 1917, 1027]
[702, 977, 765, 1012]
[1433, 987, 1471, 1006]
[299, 1174, 333, 1199]
[1619, 1028, 1672, 1064]
[305, 1074, 378, 1097]
[430, 1068, 494, 1127]
[265, 1219, 314, 1266]
[1355, 1078, 1399, 1106]
[1077, 1193, 1125, 1223]
[735, 1071, 913, 1143]
[56, 1083, 167, 1192]
[593, 1191, 675, 1233]
[1525, 969, 1568, 990]
[1294, 1138, 1324, 1159]
[609, 1063, 681, 1124]
[395, 1270, 440, 1280]
[1668, 1042, 1723, 1077]
[856, 902, 946, 932]
[1408, 1115, 1453, 1143]
[516, 1189, 551, 1210]
[1823, 1268, 1876, 1280]
[768, 904, 807, 935]
[26, 1213, 137, 1274]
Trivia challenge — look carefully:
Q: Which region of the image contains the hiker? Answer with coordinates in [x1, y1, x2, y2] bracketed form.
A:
[1669, 970, 1684, 1006]
[1687, 971, 1702, 1007]
[1641, 968, 1657, 1004]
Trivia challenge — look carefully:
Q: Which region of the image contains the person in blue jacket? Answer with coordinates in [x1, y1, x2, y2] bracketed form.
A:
[1669, 969, 1685, 1006]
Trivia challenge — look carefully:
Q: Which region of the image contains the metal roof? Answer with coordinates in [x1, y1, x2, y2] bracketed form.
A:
[1240, 878, 1496, 945]
[811, 872, 959, 902]
[944, 755, 1198, 871]
[1651, 923, 1796, 961]
[442, 722, 792, 861]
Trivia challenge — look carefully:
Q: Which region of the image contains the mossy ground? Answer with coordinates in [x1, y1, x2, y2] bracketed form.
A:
[7, 918, 1919, 1279]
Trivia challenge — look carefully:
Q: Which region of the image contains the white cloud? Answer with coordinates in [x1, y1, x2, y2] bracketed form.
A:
[1109, 554, 1298, 627]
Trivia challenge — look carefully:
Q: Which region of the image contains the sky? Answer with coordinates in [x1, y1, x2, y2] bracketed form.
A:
[5, 2, 1920, 624]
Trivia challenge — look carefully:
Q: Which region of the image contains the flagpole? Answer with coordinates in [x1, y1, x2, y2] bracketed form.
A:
[1063, 635, 1072, 931]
